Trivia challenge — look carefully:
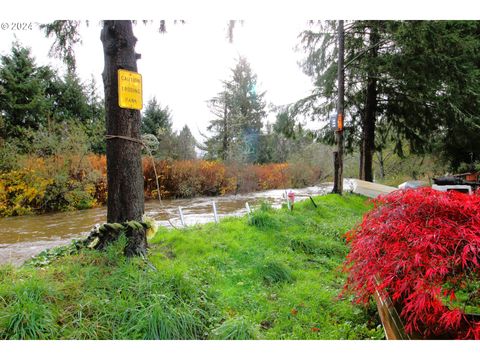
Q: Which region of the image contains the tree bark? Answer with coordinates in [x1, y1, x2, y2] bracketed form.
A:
[100, 20, 146, 255]
[333, 20, 345, 195]
[363, 76, 377, 182]
[361, 25, 379, 183]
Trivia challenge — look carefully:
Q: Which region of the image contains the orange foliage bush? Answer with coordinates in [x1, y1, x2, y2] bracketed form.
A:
[87, 154, 107, 176]
[255, 163, 291, 190]
[143, 159, 295, 198]
[141, 159, 294, 199]
[143, 159, 228, 199]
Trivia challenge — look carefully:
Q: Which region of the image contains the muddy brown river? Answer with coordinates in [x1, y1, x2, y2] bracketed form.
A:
[0, 184, 343, 266]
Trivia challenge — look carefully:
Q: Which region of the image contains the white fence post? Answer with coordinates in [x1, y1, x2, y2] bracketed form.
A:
[245, 202, 252, 221]
[212, 201, 219, 224]
[178, 206, 186, 227]
[285, 190, 291, 210]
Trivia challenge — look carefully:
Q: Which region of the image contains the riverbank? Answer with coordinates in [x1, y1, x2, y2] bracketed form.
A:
[0, 193, 383, 340]
[0, 185, 335, 266]
[0, 156, 325, 217]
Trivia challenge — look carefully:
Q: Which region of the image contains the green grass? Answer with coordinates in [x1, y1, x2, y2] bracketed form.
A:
[0, 194, 384, 340]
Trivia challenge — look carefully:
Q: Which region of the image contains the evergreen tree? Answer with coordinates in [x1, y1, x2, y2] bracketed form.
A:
[53, 72, 91, 121]
[204, 88, 232, 160]
[228, 57, 266, 133]
[0, 42, 50, 140]
[175, 125, 197, 160]
[141, 97, 172, 136]
[205, 57, 267, 162]
[387, 21, 480, 170]
[83, 76, 106, 154]
[273, 109, 297, 140]
[0, 41, 106, 155]
[141, 97, 176, 159]
[297, 20, 480, 176]
[228, 57, 266, 162]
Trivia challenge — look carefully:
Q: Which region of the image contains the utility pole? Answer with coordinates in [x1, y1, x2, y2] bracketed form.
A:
[333, 20, 345, 195]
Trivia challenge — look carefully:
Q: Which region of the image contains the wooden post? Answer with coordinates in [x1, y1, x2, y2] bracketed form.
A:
[308, 196, 318, 208]
[333, 151, 339, 192]
[178, 206, 186, 227]
[212, 201, 219, 224]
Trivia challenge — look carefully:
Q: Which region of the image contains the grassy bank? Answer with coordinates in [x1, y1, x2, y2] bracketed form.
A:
[0, 194, 383, 340]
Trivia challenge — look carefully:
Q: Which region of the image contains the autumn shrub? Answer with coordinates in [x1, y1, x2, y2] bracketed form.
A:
[197, 161, 226, 196]
[344, 188, 480, 339]
[86, 154, 107, 177]
[1, 154, 321, 216]
[143, 159, 206, 199]
[0, 170, 52, 216]
[0, 154, 105, 216]
[236, 164, 261, 193]
[229, 163, 286, 193]
[255, 163, 290, 190]
[143, 158, 171, 199]
[170, 160, 202, 198]
[144, 160, 292, 199]
[288, 161, 322, 188]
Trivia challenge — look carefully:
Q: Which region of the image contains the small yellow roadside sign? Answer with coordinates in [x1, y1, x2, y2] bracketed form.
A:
[118, 69, 143, 110]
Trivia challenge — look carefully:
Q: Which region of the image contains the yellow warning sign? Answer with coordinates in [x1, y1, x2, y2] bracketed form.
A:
[118, 69, 143, 110]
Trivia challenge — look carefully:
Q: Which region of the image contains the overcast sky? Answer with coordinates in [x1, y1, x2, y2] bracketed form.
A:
[0, 20, 314, 142]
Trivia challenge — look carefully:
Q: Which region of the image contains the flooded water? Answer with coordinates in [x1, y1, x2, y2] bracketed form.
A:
[0, 184, 341, 266]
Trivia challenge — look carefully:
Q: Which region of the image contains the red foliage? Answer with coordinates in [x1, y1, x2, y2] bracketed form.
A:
[344, 188, 480, 339]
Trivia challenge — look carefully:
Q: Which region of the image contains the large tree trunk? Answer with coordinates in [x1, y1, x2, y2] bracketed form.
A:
[363, 76, 377, 182]
[360, 25, 379, 182]
[100, 20, 146, 255]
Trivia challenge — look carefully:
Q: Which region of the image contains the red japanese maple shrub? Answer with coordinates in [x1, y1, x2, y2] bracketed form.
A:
[344, 188, 480, 339]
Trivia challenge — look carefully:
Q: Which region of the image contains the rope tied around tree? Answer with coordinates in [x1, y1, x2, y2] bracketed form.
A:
[106, 134, 179, 229]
